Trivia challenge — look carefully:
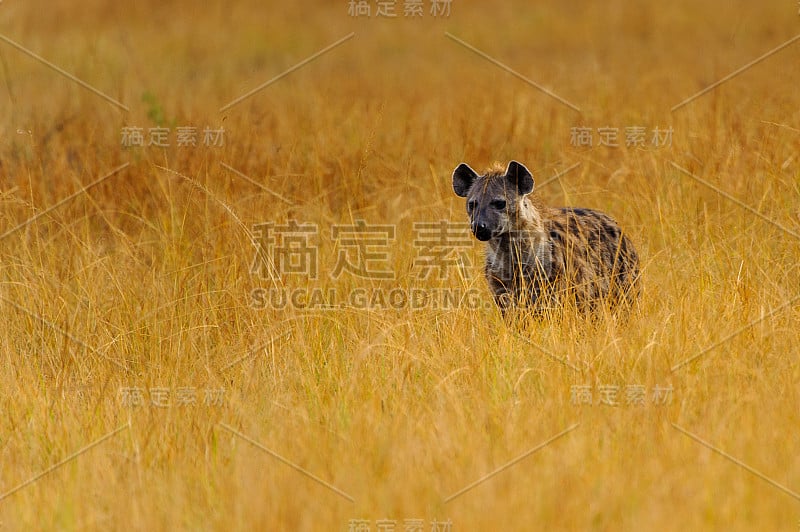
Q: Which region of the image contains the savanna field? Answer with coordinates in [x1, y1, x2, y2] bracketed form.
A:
[0, 1, 799, 530]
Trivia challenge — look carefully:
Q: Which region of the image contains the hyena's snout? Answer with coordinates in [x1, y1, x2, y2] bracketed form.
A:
[471, 217, 493, 241]
[470, 204, 507, 242]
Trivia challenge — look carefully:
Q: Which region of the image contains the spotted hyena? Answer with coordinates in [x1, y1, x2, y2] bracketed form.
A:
[453, 160, 640, 315]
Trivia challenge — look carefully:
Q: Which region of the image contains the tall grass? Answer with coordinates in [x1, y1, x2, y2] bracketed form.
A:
[0, 0, 798, 529]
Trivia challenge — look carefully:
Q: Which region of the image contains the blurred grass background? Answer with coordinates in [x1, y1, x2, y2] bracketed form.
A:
[0, 0, 798, 529]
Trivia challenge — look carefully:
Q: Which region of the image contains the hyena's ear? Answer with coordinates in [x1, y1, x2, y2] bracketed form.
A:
[453, 163, 479, 197]
[505, 160, 534, 196]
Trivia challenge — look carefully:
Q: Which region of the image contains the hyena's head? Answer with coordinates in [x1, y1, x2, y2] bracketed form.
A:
[452, 160, 534, 241]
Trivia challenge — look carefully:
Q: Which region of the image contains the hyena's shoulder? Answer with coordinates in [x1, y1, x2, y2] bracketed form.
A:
[544, 206, 639, 270]
[546, 207, 624, 242]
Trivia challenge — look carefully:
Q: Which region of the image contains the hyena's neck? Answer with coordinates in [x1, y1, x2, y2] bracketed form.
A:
[517, 196, 547, 232]
[488, 195, 549, 257]
[489, 194, 547, 253]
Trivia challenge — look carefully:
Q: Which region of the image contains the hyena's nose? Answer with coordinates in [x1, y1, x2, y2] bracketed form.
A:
[474, 221, 492, 241]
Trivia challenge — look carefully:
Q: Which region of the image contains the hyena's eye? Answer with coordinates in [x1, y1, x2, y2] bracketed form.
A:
[491, 199, 507, 210]
[467, 200, 476, 212]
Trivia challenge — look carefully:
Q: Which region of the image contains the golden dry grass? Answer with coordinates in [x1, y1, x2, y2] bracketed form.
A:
[0, 0, 798, 530]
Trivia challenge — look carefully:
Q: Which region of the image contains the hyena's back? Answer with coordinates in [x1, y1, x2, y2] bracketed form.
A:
[536, 206, 639, 309]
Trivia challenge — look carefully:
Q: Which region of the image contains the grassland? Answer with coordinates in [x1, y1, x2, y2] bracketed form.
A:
[0, 1, 798, 530]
